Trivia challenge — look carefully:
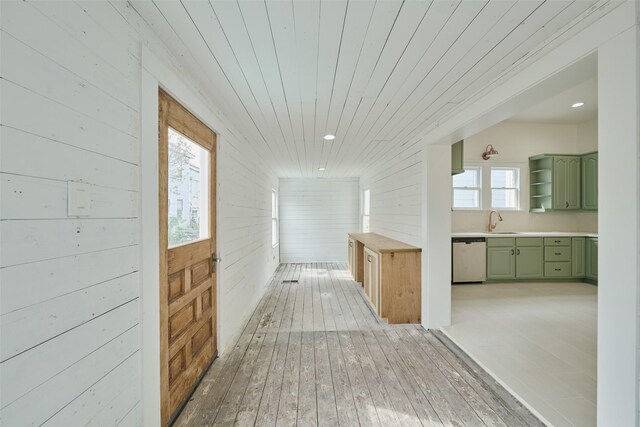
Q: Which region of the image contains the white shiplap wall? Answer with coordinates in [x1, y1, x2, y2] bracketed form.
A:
[0, 1, 278, 425]
[360, 142, 422, 247]
[279, 178, 359, 262]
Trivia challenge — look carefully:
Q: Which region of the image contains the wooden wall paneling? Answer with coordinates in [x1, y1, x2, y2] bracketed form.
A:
[279, 178, 359, 263]
[27, 1, 139, 81]
[2, 33, 137, 134]
[0, 302, 138, 425]
[1, 80, 137, 163]
[0, 175, 137, 220]
[0, 246, 138, 315]
[0, 218, 138, 268]
[1, 272, 138, 362]
[1, 1, 138, 109]
[0, 127, 138, 191]
[43, 351, 140, 426]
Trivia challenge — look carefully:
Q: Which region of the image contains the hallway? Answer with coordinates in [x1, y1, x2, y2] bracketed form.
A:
[175, 264, 543, 426]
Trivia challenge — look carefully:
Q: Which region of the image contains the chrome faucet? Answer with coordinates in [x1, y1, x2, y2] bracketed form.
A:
[488, 210, 503, 232]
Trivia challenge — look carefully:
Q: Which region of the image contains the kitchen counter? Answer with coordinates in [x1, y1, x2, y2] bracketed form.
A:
[452, 231, 598, 238]
[349, 232, 421, 253]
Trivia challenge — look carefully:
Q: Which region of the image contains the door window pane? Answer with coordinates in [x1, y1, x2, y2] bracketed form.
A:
[168, 127, 209, 247]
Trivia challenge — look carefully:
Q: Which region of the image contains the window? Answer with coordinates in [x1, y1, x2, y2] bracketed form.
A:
[362, 189, 370, 232]
[452, 167, 481, 209]
[272, 189, 278, 247]
[491, 167, 520, 210]
[167, 127, 209, 247]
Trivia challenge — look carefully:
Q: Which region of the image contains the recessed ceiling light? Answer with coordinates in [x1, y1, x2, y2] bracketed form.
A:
[318, 167, 326, 171]
[571, 102, 585, 108]
[323, 134, 336, 141]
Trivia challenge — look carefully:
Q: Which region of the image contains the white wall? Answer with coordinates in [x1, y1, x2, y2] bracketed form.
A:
[452, 121, 598, 233]
[359, 142, 422, 246]
[279, 178, 359, 263]
[0, 1, 278, 425]
[597, 23, 639, 427]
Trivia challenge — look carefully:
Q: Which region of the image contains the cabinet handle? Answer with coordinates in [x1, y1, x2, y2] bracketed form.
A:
[555, 268, 561, 271]
[555, 252, 561, 256]
[511, 249, 514, 255]
[566, 202, 569, 208]
[555, 240, 561, 243]
[367, 255, 372, 262]
[516, 249, 520, 255]
[349, 242, 353, 247]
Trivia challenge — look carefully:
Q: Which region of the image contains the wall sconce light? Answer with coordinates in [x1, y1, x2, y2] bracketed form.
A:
[482, 144, 499, 160]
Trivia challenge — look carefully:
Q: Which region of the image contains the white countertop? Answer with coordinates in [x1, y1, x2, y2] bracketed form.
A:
[452, 231, 598, 238]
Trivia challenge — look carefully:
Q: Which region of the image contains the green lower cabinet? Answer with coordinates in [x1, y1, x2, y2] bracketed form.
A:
[585, 238, 598, 282]
[487, 246, 516, 280]
[515, 246, 544, 279]
[487, 238, 544, 280]
[571, 237, 585, 278]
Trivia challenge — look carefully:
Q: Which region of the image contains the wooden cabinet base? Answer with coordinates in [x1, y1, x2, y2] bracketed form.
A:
[349, 232, 421, 324]
[379, 251, 421, 324]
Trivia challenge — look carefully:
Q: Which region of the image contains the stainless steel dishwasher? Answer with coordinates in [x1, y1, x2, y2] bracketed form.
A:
[452, 237, 487, 283]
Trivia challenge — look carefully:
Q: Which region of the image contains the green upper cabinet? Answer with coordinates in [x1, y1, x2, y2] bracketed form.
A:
[554, 156, 581, 210]
[529, 154, 582, 212]
[581, 152, 598, 211]
[451, 140, 464, 175]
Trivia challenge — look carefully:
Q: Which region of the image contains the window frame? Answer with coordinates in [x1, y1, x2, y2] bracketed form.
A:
[452, 166, 482, 210]
[362, 189, 370, 232]
[271, 189, 279, 248]
[490, 166, 521, 211]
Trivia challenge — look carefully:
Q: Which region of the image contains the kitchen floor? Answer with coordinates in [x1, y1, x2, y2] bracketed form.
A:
[443, 282, 597, 427]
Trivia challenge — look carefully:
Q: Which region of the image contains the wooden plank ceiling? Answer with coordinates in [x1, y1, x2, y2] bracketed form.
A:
[131, 0, 610, 177]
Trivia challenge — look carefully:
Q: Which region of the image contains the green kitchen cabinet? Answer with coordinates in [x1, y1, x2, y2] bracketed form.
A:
[553, 156, 581, 210]
[515, 246, 544, 279]
[451, 140, 464, 175]
[571, 237, 586, 278]
[487, 246, 516, 279]
[586, 237, 598, 282]
[487, 238, 543, 280]
[581, 152, 598, 211]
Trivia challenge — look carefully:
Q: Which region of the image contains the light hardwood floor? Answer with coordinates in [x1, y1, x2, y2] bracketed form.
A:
[175, 263, 544, 426]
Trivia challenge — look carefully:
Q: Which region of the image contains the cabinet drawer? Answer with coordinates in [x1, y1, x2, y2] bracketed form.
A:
[544, 246, 571, 261]
[545, 262, 571, 278]
[516, 237, 543, 247]
[544, 237, 571, 246]
[487, 238, 515, 247]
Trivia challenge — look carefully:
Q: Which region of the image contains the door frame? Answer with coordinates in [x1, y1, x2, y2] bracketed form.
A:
[140, 47, 222, 426]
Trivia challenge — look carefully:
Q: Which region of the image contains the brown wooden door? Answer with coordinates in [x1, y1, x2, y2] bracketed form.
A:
[159, 89, 217, 425]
